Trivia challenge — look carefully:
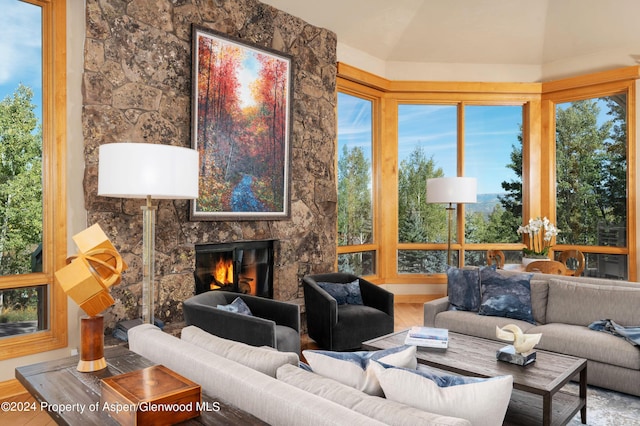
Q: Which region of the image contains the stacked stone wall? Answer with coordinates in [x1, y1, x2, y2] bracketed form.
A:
[82, 0, 337, 329]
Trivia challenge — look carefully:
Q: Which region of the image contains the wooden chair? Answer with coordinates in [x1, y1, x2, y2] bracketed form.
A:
[558, 250, 586, 276]
[525, 260, 568, 275]
[487, 250, 505, 269]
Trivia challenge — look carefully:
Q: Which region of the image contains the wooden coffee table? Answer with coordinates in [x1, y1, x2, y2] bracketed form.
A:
[363, 330, 587, 426]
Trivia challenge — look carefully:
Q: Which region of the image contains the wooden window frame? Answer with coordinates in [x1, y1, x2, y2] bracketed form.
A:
[336, 80, 383, 279]
[337, 63, 638, 286]
[541, 68, 638, 280]
[0, 0, 67, 360]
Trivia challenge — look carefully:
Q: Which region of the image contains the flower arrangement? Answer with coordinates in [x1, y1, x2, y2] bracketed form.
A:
[516, 217, 559, 258]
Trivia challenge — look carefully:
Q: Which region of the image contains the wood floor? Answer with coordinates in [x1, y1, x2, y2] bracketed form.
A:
[0, 303, 424, 425]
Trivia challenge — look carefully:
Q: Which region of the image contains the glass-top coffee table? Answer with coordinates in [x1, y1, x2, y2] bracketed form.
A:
[363, 329, 587, 426]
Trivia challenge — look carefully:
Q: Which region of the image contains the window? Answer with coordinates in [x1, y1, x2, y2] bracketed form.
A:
[0, 0, 67, 359]
[337, 91, 376, 276]
[544, 77, 635, 279]
[396, 103, 524, 273]
[337, 63, 637, 288]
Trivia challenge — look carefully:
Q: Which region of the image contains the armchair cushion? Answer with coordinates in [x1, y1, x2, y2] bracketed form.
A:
[317, 280, 364, 305]
[217, 296, 253, 315]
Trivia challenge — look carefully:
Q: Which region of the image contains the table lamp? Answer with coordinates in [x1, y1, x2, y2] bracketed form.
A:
[426, 177, 477, 267]
[98, 143, 199, 326]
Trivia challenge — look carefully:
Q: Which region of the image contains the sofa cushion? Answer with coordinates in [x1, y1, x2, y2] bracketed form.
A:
[478, 269, 535, 324]
[529, 279, 549, 324]
[434, 310, 536, 340]
[181, 325, 298, 377]
[317, 280, 364, 305]
[529, 323, 640, 370]
[217, 296, 253, 315]
[302, 345, 416, 396]
[546, 279, 640, 326]
[276, 364, 471, 426]
[447, 267, 482, 312]
[374, 363, 512, 426]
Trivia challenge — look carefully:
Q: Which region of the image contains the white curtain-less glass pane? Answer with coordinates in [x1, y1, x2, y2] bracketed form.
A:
[555, 96, 627, 248]
[337, 92, 373, 247]
[465, 105, 523, 244]
[398, 104, 456, 244]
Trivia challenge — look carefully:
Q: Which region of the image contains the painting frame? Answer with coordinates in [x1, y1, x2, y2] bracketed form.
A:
[190, 25, 293, 221]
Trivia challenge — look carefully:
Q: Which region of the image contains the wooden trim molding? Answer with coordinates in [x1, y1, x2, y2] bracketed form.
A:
[0, 379, 27, 399]
[542, 65, 640, 94]
[0, 0, 67, 360]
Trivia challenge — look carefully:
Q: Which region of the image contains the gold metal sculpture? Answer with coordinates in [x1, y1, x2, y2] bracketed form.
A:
[55, 224, 127, 372]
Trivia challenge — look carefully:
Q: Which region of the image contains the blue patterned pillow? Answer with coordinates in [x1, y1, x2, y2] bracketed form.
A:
[447, 267, 481, 311]
[478, 269, 535, 324]
[217, 296, 253, 316]
[317, 280, 364, 305]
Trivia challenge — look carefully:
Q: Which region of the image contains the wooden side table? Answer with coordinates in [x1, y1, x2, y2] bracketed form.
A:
[15, 345, 267, 425]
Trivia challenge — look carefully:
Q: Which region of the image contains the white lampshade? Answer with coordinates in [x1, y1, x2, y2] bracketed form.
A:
[98, 143, 199, 199]
[426, 177, 477, 204]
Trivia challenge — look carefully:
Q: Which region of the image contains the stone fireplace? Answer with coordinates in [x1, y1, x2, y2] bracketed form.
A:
[194, 240, 275, 298]
[82, 0, 338, 331]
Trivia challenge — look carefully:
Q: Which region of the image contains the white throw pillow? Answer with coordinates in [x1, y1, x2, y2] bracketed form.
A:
[302, 345, 416, 396]
[375, 362, 513, 426]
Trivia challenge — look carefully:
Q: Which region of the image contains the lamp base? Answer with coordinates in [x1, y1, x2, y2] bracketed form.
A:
[78, 315, 107, 372]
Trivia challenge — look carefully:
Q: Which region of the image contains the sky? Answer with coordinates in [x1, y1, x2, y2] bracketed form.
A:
[0, 1, 42, 120]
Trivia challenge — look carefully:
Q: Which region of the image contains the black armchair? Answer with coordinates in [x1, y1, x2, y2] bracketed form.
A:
[183, 291, 300, 354]
[302, 273, 394, 351]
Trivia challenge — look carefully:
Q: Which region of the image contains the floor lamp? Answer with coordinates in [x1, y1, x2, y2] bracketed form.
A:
[98, 143, 199, 325]
[426, 177, 477, 267]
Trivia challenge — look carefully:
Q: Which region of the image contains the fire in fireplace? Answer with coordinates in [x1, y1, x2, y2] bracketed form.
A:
[194, 240, 275, 298]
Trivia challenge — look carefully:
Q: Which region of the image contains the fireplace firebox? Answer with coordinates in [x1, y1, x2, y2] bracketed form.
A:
[194, 240, 274, 298]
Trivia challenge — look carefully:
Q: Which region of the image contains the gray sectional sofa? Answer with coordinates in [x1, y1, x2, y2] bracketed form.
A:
[424, 269, 640, 397]
[128, 323, 471, 426]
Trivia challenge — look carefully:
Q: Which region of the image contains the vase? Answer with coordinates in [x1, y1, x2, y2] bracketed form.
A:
[522, 257, 550, 267]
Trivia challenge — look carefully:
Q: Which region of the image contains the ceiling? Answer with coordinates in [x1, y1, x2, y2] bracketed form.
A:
[260, 0, 640, 68]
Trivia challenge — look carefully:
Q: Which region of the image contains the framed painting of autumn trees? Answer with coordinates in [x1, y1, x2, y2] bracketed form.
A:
[190, 26, 293, 220]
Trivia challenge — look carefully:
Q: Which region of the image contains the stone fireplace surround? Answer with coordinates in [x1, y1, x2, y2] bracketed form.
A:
[82, 0, 337, 331]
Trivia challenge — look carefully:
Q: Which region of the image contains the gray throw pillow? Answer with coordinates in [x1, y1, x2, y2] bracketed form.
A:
[478, 269, 535, 324]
